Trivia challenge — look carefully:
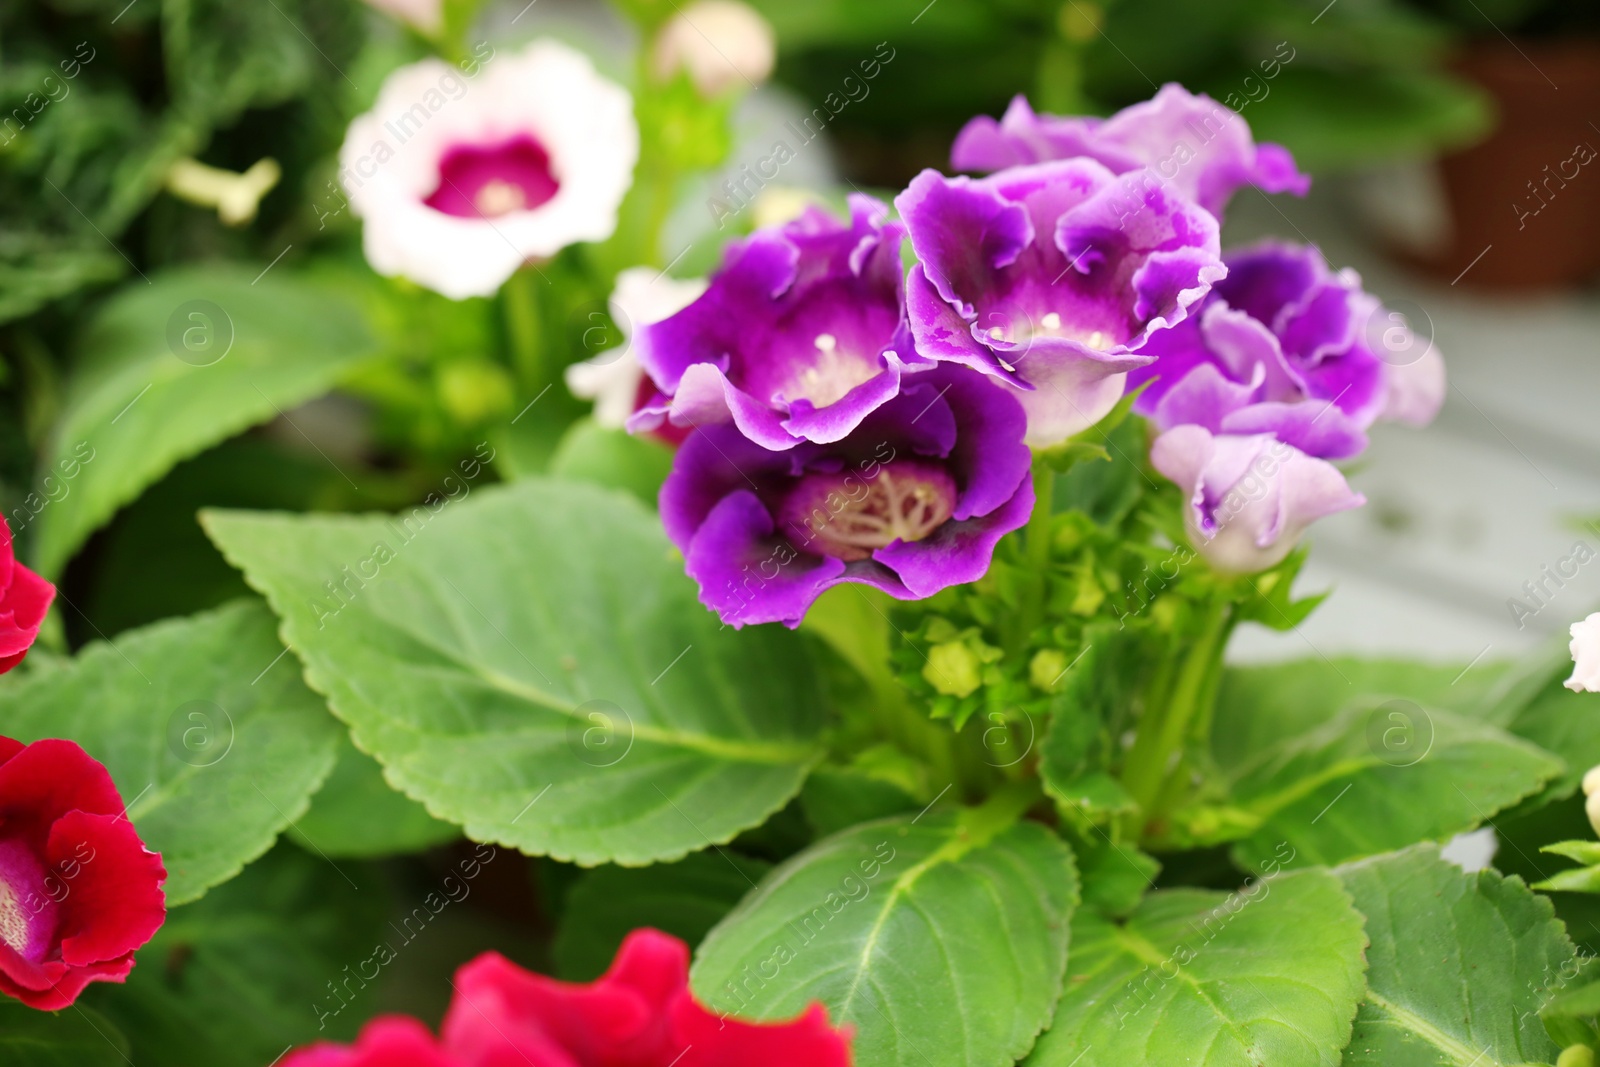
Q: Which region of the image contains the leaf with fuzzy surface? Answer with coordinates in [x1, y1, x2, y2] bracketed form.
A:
[0, 599, 340, 904]
[202, 479, 826, 866]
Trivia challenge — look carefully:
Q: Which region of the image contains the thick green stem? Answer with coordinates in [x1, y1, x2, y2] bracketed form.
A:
[1012, 464, 1055, 656]
[1118, 595, 1231, 836]
[501, 268, 543, 394]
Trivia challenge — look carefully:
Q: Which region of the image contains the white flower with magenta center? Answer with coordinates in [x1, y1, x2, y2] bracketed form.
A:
[340, 41, 638, 299]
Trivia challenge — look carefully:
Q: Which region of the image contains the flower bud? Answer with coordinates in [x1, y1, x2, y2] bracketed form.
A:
[1584, 763, 1600, 798]
[925, 642, 983, 699]
[359, 0, 441, 33]
[651, 0, 776, 98]
[1587, 790, 1600, 839]
[1030, 649, 1069, 693]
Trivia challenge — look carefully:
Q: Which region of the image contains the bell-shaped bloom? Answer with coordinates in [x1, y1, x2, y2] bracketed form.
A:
[662, 366, 1033, 627]
[0, 737, 166, 1010]
[566, 267, 709, 432]
[1151, 425, 1364, 574]
[340, 41, 638, 299]
[951, 85, 1309, 217]
[630, 195, 920, 450]
[896, 160, 1224, 446]
[651, 0, 777, 97]
[1129, 242, 1413, 460]
[0, 518, 52, 674]
[1568, 613, 1600, 694]
[283, 929, 852, 1067]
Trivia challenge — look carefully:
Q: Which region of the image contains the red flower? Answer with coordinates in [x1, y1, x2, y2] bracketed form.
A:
[0, 737, 166, 1010]
[284, 928, 852, 1067]
[0, 519, 53, 674]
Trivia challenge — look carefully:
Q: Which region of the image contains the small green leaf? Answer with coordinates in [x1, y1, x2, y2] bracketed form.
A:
[289, 733, 460, 859]
[1336, 845, 1574, 1066]
[1225, 703, 1561, 870]
[0, 599, 340, 904]
[32, 268, 377, 578]
[0, 1000, 130, 1067]
[691, 805, 1078, 1067]
[202, 478, 827, 866]
[1026, 867, 1367, 1067]
[554, 850, 771, 981]
[1545, 841, 1600, 867]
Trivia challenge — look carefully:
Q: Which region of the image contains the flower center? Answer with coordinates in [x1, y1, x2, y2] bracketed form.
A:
[423, 135, 560, 220]
[781, 334, 883, 409]
[0, 839, 57, 963]
[779, 459, 957, 561]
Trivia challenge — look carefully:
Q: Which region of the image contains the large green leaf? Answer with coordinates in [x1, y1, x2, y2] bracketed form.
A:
[0, 1001, 130, 1067]
[691, 805, 1079, 1067]
[1026, 867, 1368, 1067]
[549, 418, 674, 507]
[289, 733, 461, 859]
[1476, 636, 1600, 811]
[88, 844, 389, 1067]
[1213, 658, 1560, 868]
[1335, 845, 1573, 1066]
[554, 850, 772, 981]
[0, 599, 340, 904]
[32, 267, 377, 578]
[202, 478, 827, 866]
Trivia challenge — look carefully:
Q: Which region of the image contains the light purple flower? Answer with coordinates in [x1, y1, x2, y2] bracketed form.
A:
[896, 159, 1225, 446]
[1128, 241, 1415, 460]
[660, 366, 1033, 627]
[1151, 425, 1364, 574]
[951, 85, 1309, 217]
[629, 195, 920, 450]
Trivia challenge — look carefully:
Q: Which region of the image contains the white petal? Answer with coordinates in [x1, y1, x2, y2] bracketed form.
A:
[1566, 612, 1600, 693]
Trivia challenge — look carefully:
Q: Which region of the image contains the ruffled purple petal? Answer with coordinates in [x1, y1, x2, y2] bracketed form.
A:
[897, 169, 1034, 319]
[684, 491, 848, 628]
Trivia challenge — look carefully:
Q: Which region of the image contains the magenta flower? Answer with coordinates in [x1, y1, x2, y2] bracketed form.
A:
[950, 85, 1308, 217]
[1128, 242, 1412, 460]
[629, 195, 921, 450]
[1151, 425, 1364, 574]
[661, 366, 1033, 627]
[896, 159, 1224, 445]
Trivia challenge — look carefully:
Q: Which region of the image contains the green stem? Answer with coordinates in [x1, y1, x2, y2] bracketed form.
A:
[501, 268, 543, 394]
[1118, 595, 1231, 836]
[1012, 463, 1055, 656]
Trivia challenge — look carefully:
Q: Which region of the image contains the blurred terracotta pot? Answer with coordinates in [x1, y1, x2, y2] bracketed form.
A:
[1414, 38, 1600, 291]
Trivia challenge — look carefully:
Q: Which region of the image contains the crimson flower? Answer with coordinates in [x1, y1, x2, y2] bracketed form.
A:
[0, 518, 53, 674]
[0, 737, 166, 1010]
[284, 928, 852, 1067]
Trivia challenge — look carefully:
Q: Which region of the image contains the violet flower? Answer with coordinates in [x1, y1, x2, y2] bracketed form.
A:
[951, 85, 1309, 217]
[1128, 242, 1425, 460]
[629, 195, 921, 450]
[1151, 425, 1364, 575]
[896, 159, 1225, 446]
[661, 366, 1033, 627]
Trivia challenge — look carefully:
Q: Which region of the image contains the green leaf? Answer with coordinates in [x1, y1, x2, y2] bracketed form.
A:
[0, 1001, 130, 1067]
[1335, 845, 1574, 1066]
[549, 417, 674, 507]
[0, 599, 340, 904]
[554, 850, 771, 981]
[202, 478, 827, 866]
[32, 267, 378, 578]
[289, 733, 460, 859]
[1040, 623, 1150, 819]
[1477, 635, 1600, 812]
[798, 766, 919, 838]
[1026, 867, 1367, 1067]
[691, 804, 1079, 1067]
[1214, 657, 1510, 772]
[1225, 702, 1561, 870]
[88, 844, 389, 1067]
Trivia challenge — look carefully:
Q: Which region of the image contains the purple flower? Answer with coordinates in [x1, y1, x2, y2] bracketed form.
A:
[1128, 241, 1416, 460]
[1151, 425, 1365, 574]
[950, 85, 1309, 218]
[629, 195, 920, 450]
[896, 159, 1225, 446]
[661, 366, 1034, 627]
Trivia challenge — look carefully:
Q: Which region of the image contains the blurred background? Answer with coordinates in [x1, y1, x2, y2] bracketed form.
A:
[6, 0, 1598, 672]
